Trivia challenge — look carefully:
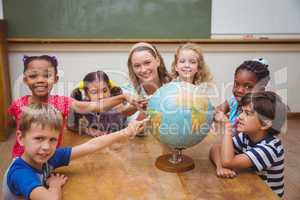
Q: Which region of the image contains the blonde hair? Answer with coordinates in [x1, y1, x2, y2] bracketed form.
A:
[127, 42, 172, 94]
[19, 103, 63, 134]
[171, 43, 213, 85]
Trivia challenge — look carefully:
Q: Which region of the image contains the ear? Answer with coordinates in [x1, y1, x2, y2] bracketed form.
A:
[174, 64, 180, 72]
[54, 75, 59, 83]
[23, 75, 28, 84]
[155, 57, 161, 68]
[261, 120, 272, 130]
[17, 130, 25, 147]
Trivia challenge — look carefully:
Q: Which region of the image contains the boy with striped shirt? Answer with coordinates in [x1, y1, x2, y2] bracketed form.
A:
[210, 91, 288, 198]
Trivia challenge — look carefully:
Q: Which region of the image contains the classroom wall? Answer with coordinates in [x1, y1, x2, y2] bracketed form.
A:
[0, 0, 3, 19]
[7, 44, 300, 112]
[4, 0, 300, 112]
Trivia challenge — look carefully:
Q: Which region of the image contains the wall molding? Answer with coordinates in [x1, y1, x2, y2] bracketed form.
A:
[7, 41, 300, 53]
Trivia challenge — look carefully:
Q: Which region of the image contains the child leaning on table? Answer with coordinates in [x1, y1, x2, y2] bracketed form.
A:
[2, 103, 147, 200]
[209, 91, 288, 198]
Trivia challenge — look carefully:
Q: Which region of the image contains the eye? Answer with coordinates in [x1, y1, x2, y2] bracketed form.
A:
[179, 59, 185, 63]
[50, 138, 57, 143]
[34, 136, 43, 141]
[144, 60, 151, 66]
[244, 84, 254, 89]
[88, 90, 98, 95]
[133, 64, 140, 69]
[28, 74, 37, 79]
[190, 60, 197, 64]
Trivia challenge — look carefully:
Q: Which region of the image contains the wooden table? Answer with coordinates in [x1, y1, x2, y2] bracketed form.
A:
[58, 130, 279, 200]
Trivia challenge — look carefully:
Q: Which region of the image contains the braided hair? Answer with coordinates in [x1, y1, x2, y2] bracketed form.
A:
[235, 58, 270, 88]
[23, 55, 58, 75]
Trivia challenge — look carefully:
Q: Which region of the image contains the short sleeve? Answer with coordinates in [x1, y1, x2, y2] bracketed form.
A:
[8, 102, 17, 118]
[48, 148, 72, 168]
[8, 169, 42, 199]
[232, 133, 244, 154]
[121, 84, 137, 96]
[244, 144, 280, 172]
[50, 96, 74, 119]
[7, 100, 22, 119]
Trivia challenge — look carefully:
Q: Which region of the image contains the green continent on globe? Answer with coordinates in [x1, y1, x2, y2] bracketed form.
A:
[175, 92, 208, 134]
[147, 109, 162, 139]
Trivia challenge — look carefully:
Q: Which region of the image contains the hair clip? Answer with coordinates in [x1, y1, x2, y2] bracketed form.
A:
[23, 55, 30, 63]
[76, 80, 85, 90]
[108, 79, 117, 88]
[252, 58, 268, 66]
[51, 56, 57, 62]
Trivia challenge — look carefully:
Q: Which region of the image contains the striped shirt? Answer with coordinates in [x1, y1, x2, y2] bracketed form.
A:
[232, 132, 284, 198]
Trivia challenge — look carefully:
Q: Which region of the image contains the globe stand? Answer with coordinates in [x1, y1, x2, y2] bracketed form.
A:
[155, 148, 195, 173]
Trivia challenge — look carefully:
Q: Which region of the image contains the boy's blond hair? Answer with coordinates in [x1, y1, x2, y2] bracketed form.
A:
[19, 103, 62, 134]
[171, 43, 213, 85]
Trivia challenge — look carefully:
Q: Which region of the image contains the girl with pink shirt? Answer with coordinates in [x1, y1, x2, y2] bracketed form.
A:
[8, 55, 146, 157]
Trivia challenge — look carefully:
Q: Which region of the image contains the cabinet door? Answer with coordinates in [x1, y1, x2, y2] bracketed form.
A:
[0, 20, 12, 141]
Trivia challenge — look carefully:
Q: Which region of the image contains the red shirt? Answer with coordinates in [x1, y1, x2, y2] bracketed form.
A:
[8, 95, 73, 157]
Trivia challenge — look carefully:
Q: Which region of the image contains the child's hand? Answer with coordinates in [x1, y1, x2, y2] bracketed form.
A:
[124, 93, 148, 110]
[47, 173, 68, 189]
[216, 167, 237, 178]
[214, 110, 229, 123]
[125, 118, 150, 138]
[212, 110, 231, 135]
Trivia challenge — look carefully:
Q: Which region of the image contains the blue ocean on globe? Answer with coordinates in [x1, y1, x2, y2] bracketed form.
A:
[146, 81, 214, 149]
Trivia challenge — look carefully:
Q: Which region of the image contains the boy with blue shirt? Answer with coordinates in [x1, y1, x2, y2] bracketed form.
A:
[210, 91, 288, 198]
[2, 103, 147, 200]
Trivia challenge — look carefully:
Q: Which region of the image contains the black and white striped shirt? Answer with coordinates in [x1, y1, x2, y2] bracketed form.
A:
[232, 132, 284, 198]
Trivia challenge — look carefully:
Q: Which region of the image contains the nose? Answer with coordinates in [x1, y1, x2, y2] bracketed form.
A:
[98, 94, 104, 100]
[236, 86, 246, 95]
[184, 61, 190, 67]
[139, 64, 149, 73]
[37, 75, 46, 83]
[238, 112, 245, 120]
[41, 140, 50, 150]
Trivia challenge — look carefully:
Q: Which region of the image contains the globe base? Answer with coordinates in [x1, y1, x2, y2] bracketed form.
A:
[155, 153, 195, 173]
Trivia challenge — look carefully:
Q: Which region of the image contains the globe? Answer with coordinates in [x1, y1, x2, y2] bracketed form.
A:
[145, 81, 214, 172]
[145, 81, 213, 172]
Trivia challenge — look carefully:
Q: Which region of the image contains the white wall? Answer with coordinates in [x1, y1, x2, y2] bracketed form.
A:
[0, 0, 3, 19]
[7, 47, 300, 112]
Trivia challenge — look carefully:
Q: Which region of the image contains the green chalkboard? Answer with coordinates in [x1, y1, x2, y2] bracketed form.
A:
[3, 0, 211, 40]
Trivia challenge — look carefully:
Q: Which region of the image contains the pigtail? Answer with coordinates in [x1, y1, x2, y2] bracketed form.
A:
[110, 86, 122, 96]
[71, 87, 83, 101]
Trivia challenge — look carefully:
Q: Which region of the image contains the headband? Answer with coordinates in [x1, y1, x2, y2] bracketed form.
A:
[129, 42, 157, 55]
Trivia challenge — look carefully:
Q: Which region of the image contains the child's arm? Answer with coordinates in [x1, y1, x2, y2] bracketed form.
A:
[209, 144, 237, 178]
[70, 118, 148, 160]
[220, 119, 252, 170]
[29, 173, 68, 200]
[71, 93, 147, 114]
[215, 101, 230, 114]
[114, 104, 138, 116]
